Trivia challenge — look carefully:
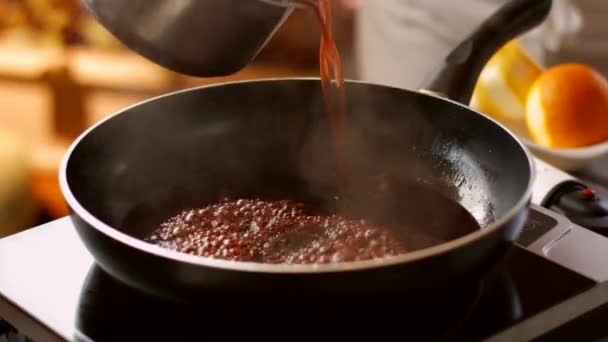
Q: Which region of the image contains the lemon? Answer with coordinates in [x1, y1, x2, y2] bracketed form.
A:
[471, 40, 543, 126]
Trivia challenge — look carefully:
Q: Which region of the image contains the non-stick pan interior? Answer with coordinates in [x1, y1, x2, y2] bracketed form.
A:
[65, 79, 530, 251]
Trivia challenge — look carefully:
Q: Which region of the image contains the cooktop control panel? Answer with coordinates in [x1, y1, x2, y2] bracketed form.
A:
[519, 205, 608, 282]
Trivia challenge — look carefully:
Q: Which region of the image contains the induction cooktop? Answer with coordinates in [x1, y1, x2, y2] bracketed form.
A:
[1, 205, 608, 341]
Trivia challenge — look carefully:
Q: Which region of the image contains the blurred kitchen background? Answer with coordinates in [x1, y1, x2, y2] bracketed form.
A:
[0, 0, 606, 238]
[0, 0, 356, 237]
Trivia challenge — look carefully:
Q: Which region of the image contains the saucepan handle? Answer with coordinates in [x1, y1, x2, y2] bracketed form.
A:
[419, 0, 553, 105]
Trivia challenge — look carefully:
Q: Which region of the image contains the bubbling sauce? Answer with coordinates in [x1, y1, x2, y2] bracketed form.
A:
[145, 199, 409, 264]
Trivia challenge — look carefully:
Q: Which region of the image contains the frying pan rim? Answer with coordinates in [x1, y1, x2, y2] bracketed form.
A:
[59, 77, 535, 274]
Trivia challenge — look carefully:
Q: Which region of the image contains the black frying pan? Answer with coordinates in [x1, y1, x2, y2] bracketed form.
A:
[60, 0, 549, 301]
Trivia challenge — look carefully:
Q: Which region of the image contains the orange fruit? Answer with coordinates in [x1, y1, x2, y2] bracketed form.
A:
[526, 63, 608, 149]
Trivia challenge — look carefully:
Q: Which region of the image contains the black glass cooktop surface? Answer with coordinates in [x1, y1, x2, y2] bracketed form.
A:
[73, 246, 596, 341]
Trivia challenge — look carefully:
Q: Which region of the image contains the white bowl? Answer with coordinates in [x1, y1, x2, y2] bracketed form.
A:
[501, 119, 608, 172]
[525, 139, 608, 172]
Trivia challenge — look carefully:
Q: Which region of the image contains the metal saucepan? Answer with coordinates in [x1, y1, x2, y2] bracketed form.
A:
[81, 0, 295, 77]
[60, 0, 550, 301]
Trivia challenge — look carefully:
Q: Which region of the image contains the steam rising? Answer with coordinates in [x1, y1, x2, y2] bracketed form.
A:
[66, 79, 531, 248]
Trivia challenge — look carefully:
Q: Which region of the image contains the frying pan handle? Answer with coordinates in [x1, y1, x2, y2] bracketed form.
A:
[419, 0, 553, 105]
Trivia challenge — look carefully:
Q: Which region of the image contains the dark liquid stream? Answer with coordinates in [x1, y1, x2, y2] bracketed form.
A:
[298, 0, 347, 191]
